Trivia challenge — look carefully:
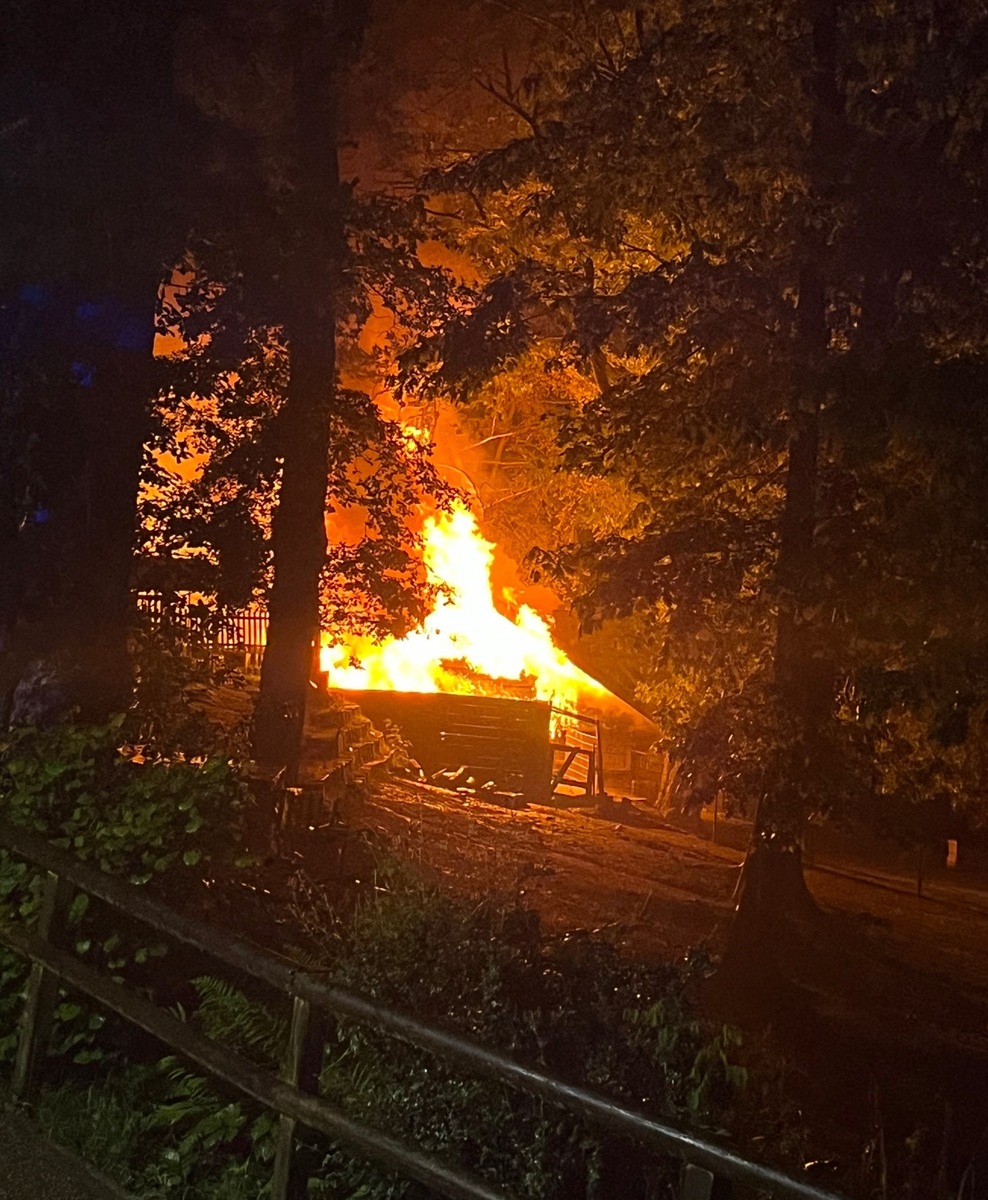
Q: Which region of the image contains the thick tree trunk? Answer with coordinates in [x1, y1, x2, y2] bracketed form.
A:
[730, 259, 827, 934]
[0, 486, 25, 726]
[2, 302, 156, 728]
[70, 341, 155, 719]
[253, 11, 343, 778]
[729, 0, 840, 942]
[3, 2, 197, 727]
[723, 395, 824, 988]
[252, 327, 337, 776]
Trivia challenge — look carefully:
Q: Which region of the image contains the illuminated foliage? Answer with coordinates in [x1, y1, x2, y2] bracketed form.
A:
[412, 0, 988, 844]
[144, 203, 462, 640]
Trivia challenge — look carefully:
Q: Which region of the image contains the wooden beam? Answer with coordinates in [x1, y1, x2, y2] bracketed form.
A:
[11, 870, 74, 1106]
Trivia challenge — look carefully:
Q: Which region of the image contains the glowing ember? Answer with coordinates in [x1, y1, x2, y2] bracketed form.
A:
[320, 500, 607, 711]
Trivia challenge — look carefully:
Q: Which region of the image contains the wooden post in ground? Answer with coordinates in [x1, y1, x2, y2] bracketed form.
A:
[12, 870, 75, 1106]
[272, 993, 329, 1200]
[681, 1161, 731, 1198]
[594, 719, 606, 797]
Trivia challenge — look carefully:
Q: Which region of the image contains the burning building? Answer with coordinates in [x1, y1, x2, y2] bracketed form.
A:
[314, 496, 658, 805]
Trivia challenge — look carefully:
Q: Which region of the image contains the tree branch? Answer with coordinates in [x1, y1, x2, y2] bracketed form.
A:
[466, 431, 517, 451]
[482, 0, 583, 51]
[474, 75, 538, 133]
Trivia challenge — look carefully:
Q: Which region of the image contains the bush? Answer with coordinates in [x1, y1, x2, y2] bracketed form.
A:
[0, 717, 245, 879]
[0, 717, 247, 1067]
[35, 1062, 274, 1200]
[26, 864, 778, 1199]
[300, 877, 749, 1199]
[129, 622, 253, 762]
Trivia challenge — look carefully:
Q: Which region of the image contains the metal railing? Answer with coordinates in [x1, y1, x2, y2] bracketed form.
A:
[0, 820, 847, 1200]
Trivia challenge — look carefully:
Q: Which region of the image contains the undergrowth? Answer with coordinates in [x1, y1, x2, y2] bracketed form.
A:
[0, 704, 249, 1071]
[0, 628, 795, 1197]
[28, 862, 795, 1200]
[296, 874, 771, 1199]
[36, 1062, 274, 1200]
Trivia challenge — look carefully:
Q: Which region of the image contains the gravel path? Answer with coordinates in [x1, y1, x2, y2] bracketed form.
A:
[0, 1108, 125, 1199]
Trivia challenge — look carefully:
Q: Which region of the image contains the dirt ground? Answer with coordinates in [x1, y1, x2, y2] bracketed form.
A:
[326, 779, 988, 1172]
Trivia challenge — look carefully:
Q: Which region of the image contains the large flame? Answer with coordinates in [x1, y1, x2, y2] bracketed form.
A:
[320, 500, 607, 711]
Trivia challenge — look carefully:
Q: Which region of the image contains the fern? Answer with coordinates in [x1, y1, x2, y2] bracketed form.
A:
[143, 1057, 267, 1194]
[283, 943, 329, 972]
[148, 1057, 222, 1128]
[191, 975, 289, 1068]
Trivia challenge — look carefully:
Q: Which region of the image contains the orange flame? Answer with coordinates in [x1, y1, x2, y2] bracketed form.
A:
[319, 500, 607, 711]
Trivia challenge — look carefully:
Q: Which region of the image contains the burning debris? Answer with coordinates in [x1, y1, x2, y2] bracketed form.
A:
[319, 501, 610, 713]
[314, 490, 661, 800]
[336, 690, 551, 805]
[313, 494, 659, 808]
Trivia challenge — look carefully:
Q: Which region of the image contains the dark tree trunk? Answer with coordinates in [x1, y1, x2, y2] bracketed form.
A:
[252, 325, 337, 776]
[730, 254, 829, 934]
[69, 338, 155, 719]
[728, 0, 841, 945]
[0, 483, 25, 726]
[739, 261, 825, 893]
[253, 10, 344, 778]
[1, 300, 157, 727]
[3, 2, 200, 727]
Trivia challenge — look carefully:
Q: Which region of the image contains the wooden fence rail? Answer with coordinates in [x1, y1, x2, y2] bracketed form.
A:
[0, 820, 847, 1200]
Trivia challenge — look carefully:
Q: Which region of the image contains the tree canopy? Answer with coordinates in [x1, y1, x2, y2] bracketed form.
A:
[406, 0, 988, 865]
[144, 193, 461, 640]
[0, 0, 229, 719]
[5, 0, 988, 853]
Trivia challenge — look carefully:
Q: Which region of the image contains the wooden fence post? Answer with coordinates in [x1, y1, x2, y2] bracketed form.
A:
[11, 870, 75, 1106]
[681, 1161, 731, 1198]
[271, 992, 329, 1200]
